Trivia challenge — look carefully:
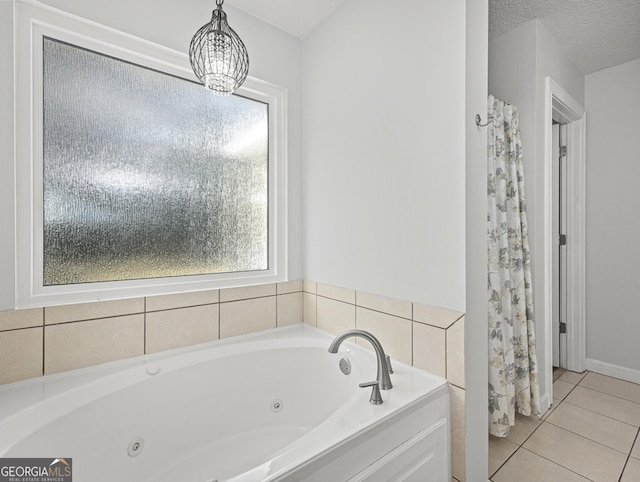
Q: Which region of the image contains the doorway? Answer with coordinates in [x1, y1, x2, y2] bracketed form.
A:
[552, 121, 567, 369]
[543, 77, 586, 405]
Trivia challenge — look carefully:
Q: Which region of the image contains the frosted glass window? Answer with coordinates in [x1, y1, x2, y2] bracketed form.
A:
[42, 37, 269, 286]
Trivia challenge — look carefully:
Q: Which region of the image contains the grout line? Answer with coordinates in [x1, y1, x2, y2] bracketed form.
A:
[0, 325, 46, 333]
[41, 325, 45, 376]
[571, 384, 640, 408]
[494, 409, 550, 477]
[444, 325, 448, 380]
[554, 376, 581, 402]
[575, 383, 640, 407]
[410, 321, 414, 367]
[315, 293, 356, 306]
[543, 417, 632, 455]
[618, 428, 640, 482]
[219, 293, 280, 304]
[489, 433, 522, 479]
[518, 447, 595, 481]
[143, 297, 147, 354]
[491, 399, 562, 478]
[560, 399, 640, 428]
[317, 294, 414, 321]
[44, 312, 146, 327]
[146, 301, 220, 313]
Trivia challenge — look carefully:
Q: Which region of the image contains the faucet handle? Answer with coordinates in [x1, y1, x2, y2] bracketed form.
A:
[359, 381, 383, 405]
[385, 354, 394, 374]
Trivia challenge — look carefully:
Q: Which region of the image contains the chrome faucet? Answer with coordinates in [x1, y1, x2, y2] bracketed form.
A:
[328, 329, 393, 396]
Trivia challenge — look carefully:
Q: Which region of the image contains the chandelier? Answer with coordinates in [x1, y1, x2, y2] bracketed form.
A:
[189, 0, 249, 95]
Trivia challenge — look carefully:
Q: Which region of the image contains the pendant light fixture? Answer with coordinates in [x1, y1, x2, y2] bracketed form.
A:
[189, 0, 249, 95]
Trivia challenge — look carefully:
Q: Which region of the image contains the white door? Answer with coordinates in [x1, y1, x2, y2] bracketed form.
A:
[552, 123, 568, 369]
[558, 123, 568, 369]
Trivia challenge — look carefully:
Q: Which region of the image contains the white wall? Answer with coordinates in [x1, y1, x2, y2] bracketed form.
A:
[0, 0, 303, 310]
[489, 20, 585, 407]
[465, 0, 489, 479]
[0, 1, 15, 310]
[302, 0, 467, 311]
[585, 59, 640, 375]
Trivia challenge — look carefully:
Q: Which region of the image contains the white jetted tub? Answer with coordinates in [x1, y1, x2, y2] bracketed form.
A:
[0, 324, 449, 481]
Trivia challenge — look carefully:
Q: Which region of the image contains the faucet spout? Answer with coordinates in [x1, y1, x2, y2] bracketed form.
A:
[328, 329, 393, 390]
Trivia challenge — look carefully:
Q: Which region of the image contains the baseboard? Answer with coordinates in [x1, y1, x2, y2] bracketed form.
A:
[586, 358, 640, 385]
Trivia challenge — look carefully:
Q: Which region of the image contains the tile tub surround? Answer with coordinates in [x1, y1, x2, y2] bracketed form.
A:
[0, 279, 465, 477]
[0, 280, 303, 384]
[302, 281, 466, 481]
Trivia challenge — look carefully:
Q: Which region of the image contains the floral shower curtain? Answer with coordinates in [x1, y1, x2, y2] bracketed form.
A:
[487, 95, 541, 438]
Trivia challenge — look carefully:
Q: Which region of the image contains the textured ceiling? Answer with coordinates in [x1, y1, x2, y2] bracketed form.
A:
[490, 0, 640, 74]
[228, 0, 640, 75]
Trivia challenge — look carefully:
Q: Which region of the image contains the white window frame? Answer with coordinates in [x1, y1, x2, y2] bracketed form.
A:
[15, 0, 288, 308]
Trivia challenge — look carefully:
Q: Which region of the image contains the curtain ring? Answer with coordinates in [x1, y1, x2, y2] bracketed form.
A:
[475, 114, 492, 128]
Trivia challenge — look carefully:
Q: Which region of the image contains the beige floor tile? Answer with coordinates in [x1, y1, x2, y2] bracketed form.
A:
[492, 448, 590, 482]
[541, 402, 559, 421]
[546, 402, 637, 453]
[631, 436, 640, 459]
[523, 422, 627, 481]
[505, 412, 543, 445]
[488, 435, 519, 477]
[560, 370, 588, 385]
[553, 379, 575, 401]
[565, 386, 640, 426]
[580, 372, 640, 404]
[622, 457, 640, 481]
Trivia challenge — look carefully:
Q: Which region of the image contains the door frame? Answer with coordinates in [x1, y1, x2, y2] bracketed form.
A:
[543, 77, 586, 401]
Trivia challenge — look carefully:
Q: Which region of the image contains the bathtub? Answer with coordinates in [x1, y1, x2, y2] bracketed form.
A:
[0, 323, 450, 481]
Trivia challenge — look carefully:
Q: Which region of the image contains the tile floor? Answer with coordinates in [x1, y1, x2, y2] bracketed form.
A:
[489, 370, 640, 482]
